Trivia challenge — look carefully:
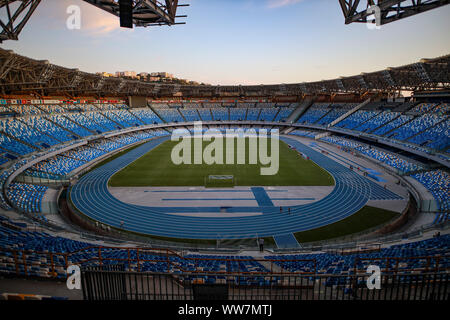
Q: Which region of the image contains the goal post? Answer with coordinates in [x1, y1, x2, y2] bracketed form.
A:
[205, 175, 235, 188]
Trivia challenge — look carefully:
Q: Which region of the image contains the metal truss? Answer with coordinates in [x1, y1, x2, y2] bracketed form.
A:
[0, 0, 41, 42]
[82, 0, 188, 27]
[0, 48, 449, 98]
[339, 0, 450, 26]
[0, 0, 187, 42]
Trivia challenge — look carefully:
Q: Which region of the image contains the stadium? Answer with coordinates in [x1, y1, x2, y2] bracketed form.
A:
[0, 0, 449, 306]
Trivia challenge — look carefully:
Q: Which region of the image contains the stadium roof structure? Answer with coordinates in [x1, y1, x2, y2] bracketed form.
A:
[339, 0, 450, 26]
[1, 1, 448, 42]
[0, 48, 449, 98]
[0, 0, 187, 43]
[0, 0, 41, 42]
[82, 0, 188, 27]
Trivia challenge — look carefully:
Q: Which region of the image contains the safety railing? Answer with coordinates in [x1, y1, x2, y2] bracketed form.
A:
[81, 268, 450, 301]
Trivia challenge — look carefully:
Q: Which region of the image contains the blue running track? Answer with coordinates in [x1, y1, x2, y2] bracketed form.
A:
[70, 136, 402, 241]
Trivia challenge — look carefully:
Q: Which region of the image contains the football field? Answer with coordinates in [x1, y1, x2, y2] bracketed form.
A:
[109, 138, 334, 187]
[74, 136, 402, 243]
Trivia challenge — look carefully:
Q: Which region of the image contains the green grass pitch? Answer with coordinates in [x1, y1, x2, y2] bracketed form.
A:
[109, 138, 334, 187]
[294, 206, 399, 243]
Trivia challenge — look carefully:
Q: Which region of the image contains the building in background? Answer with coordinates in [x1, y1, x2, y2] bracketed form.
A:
[115, 71, 137, 78]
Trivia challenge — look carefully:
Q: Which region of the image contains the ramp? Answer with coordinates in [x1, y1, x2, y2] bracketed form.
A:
[274, 233, 301, 249]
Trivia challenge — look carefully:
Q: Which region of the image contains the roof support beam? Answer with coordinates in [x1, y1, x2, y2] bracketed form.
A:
[82, 0, 187, 27]
[0, 48, 449, 97]
[0, 0, 42, 42]
[339, 0, 450, 25]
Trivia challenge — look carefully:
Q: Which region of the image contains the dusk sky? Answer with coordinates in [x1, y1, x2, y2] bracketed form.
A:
[1, 0, 449, 85]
